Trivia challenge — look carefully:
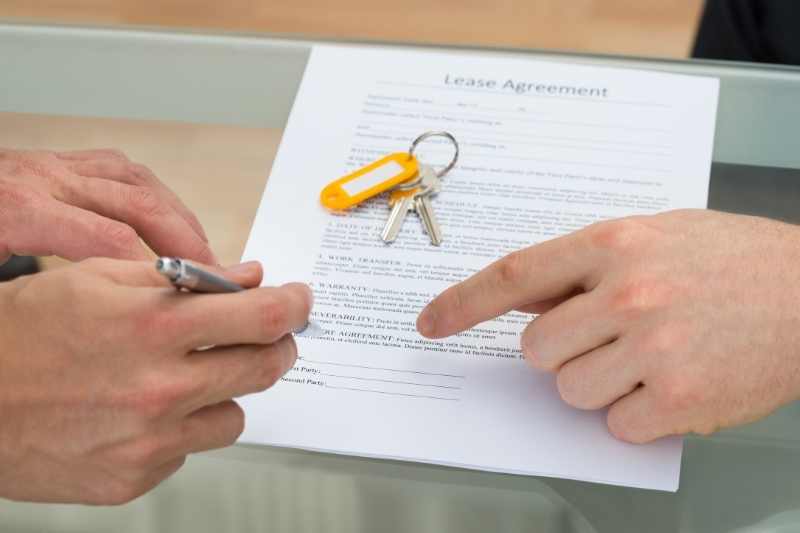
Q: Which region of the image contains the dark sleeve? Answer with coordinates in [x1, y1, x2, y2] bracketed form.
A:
[693, 0, 800, 65]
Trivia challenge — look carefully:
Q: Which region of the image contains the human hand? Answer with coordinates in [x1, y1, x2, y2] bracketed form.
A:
[0, 148, 215, 265]
[0, 258, 311, 504]
[417, 209, 800, 443]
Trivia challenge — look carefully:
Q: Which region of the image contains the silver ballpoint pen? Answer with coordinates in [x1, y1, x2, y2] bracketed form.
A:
[156, 257, 324, 338]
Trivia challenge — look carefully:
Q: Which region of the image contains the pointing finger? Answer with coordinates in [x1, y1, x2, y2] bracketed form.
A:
[417, 232, 600, 339]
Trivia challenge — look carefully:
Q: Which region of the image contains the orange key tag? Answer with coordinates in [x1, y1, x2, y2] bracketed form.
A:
[320, 152, 419, 210]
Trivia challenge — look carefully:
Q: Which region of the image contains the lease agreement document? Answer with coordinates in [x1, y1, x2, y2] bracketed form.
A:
[240, 46, 719, 491]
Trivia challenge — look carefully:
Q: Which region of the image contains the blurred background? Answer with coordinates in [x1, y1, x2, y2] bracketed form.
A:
[0, 0, 708, 275]
[0, 0, 704, 58]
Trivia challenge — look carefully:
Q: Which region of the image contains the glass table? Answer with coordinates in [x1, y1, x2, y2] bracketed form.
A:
[2, 21, 800, 533]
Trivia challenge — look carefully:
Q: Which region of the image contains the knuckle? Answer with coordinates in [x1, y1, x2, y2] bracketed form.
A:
[50, 266, 92, 299]
[126, 375, 189, 420]
[447, 285, 468, 318]
[0, 184, 41, 246]
[98, 219, 139, 250]
[657, 374, 703, 412]
[127, 186, 166, 217]
[17, 153, 54, 178]
[105, 149, 129, 161]
[129, 390, 172, 421]
[609, 280, 668, 315]
[117, 436, 167, 470]
[636, 324, 681, 358]
[1, 159, 27, 178]
[127, 162, 156, 183]
[259, 297, 289, 338]
[136, 308, 198, 355]
[0, 182, 38, 209]
[496, 250, 527, 288]
[589, 218, 647, 253]
[128, 306, 155, 339]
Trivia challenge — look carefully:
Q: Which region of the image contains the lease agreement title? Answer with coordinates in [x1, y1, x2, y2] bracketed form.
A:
[444, 74, 609, 98]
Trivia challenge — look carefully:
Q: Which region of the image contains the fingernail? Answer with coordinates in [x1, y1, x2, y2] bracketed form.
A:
[417, 305, 437, 337]
[226, 261, 259, 275]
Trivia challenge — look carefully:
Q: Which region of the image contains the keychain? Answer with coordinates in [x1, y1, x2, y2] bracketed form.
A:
[320, 152, 419, 210]
[319, 131, 459, 245]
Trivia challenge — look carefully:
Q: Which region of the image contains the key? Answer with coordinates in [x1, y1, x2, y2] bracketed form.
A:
[380, 190, 417, 243]
[413, 171, 443, 246]
[381, 164, 436, 243]
[415, 192, 442, 246]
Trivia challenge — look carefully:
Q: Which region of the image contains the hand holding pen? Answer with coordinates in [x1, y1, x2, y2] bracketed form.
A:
[156, 257, 324, 337]
[0, 257, 314, 504]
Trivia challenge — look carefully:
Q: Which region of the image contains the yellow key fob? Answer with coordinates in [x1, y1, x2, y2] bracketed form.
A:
[320, 153, 419, 210]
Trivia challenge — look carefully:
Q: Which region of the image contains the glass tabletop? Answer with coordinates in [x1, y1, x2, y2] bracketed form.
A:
[2, 21, 800, 533]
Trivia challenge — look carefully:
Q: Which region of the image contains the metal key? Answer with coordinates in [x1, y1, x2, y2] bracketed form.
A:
[413, 168, 443, 246]
[381, 164, 440, 244]
[380, 164, 433, 243]
[381, 189, 417, 243]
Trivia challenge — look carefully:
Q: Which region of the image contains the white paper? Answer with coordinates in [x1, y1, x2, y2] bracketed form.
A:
[239, 45, 719, 492]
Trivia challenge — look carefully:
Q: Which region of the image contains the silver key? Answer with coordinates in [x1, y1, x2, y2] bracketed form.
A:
[381, 193, 416, 243]
[415, 193, 442, 245]
[381, 164, 440, 244]
[414, 170, 443, 246]
[414, 191, 442, 246]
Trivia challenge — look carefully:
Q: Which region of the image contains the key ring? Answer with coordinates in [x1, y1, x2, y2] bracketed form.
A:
[395, 131, 460, 191]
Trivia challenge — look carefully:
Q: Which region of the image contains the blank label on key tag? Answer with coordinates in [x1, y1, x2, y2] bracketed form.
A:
[320, 153, 419, 210]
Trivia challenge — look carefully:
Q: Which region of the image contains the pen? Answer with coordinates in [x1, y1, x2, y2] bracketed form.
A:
[155, 257, 324, 338]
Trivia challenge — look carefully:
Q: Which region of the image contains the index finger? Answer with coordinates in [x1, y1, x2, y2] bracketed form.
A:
[92, 258, 263, 290]
[58, 177, 216, 265]
[67, 158, 210, 244]
[417, 231, 598, 339]
[170, 282, 313, 349]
